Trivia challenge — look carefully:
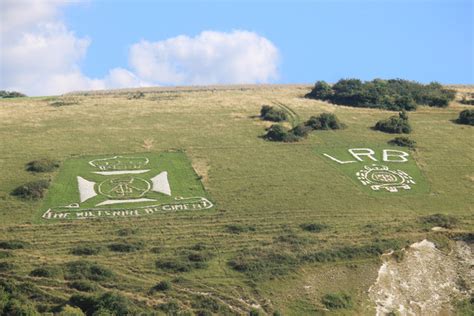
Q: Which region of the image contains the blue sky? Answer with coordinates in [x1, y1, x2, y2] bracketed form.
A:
[1, 0, 472, 95]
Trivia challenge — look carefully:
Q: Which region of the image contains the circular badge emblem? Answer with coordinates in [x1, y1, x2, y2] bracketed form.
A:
[98, 177, 150, 199]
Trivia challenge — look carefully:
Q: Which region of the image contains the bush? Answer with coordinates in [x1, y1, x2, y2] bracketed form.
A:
[388, 136, 416, 148]
[305, 113, 344, 130]
[127, 91, 145, 99]
[260, 105, 288, 122]
[264, 124, 301, 142]
[290, 123, 312, 137]
[0, 90, 26, 98]
[68, 280, 97, 292]
[70, 292, 137, 316]
[375, 111, 411, 134]
[30, 266, 61, 278]
[0, 262, 14, 272]
[151, 280, 171, 292]
[264, 124, 289, 142]
[116, 228, 138, 236]
[421, 214, 458, 229]
[11, 180, 50, 200]
[322, 293, 353, 309]
[25, 159, 60, 173]
[300, 223, 328, 233]
[228, 248, 298, 279]
[225, 224, 256, 234]
[156, 258, 193, 272]
[71, 245, 102, 256]
[305, 78, 455, 110]
[57, 305, 85, 316]
[64, 261, 114, 281]
[0, 240, 28, 250]
[107, 241, 143, 253]
[457, 109, 474, 125]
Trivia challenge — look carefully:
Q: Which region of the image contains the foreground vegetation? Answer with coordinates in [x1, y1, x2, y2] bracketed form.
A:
[0, 84, 472, 315]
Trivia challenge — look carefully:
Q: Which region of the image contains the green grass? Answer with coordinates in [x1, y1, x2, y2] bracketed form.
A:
[0, 85, 472, 315]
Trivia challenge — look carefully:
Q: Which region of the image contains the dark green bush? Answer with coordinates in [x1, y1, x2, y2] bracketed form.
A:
[264, 124, 301, 142]
[460, 96, 474, 105]
[388, 136, 416, 148]
[30, 266, 61, 278]
[225, 224, 256, 234]
[0, 90, 26, 98]
[70, 292, 136, 316]
[0, 262, 14, 272]
[26, 159, 60, 173]
[305, 113, 344, 130]
[68, 280, 97, 292]
[151, 280, 171, 292]
[158, 301, 180, 314]
[71, 245, 102, 256]
[305, 78, 455, 110]
[228, 248, 297, 279]
[11, 180, 50, 200]
[260, 105, 288, 122]
[457, 109, 474, 125]
[302, 239, 403, 263]
[375, 111, 412, 134]
[156, 258, 194, 272]
[0, 251, 12, 259]
[300, 223, 328, 233]
[264, 124, 289, 141]
[322, 292, 353, 309]
[249, 309, 261, 316]
[0, 240, 28, 250]
[116, 228, 138, 236]
[420, 213, 458, 229]
[290, 123, 312, 137]
[64, 261, 113, 281]
[107, 241, 143, 253]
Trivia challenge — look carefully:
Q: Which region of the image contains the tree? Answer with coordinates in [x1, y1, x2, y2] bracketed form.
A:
[457, 109, 474, 125]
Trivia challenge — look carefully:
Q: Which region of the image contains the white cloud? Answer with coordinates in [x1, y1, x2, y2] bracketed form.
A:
[129, 31, 279, 85]
[0, 1, 280, 95]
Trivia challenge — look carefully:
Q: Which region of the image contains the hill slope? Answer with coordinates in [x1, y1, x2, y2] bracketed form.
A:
[0, 85, 472, 315]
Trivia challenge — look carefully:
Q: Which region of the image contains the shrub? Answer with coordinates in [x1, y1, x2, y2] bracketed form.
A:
[225, 224, 256, 234]
[107, 241, 143, 253]
[0, 90, 26, 98]
[30, 266, 61, 278]
[264, 124, 289, 142]
[306, 113, 344, 130]
[388, 136, 416, 148]
[300, 223, 328, 233]
[71, 245, 102, 256]
[57, 305, 85, 316]
[158, 301, 180, 314]
[11, 180, 50, 200]
[0, 240, 28, 250]
[116, 228, 138, 236]
[305, 78, 455, 110]
[228, 248, 298, 279]
[322, 293, 353, 309]
[25, 159, 60, 173]
[375, 111, 411, 134]
[151, 280, 171, 292]
[156, 258, 193, 272]
[457, 109, 474, 125]
[421, 213, 458, 229]
[70, 292, 137, 316]
[249, 309, 261, 316]
[64, 261, 113, 281]
[290, 123, 312, 137]
[127, 91, 145, 99]
[0, 262, 14, 272]
[68, 280, 97, 292]
[260, 105, 287, 122]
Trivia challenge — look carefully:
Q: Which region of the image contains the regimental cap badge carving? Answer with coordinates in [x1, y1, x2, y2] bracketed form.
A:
[356, 164, 415, 193]
[89, 156, 149, 171]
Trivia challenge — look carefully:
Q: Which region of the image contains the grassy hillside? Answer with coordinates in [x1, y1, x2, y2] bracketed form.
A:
[0, 85, 472, 315]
